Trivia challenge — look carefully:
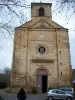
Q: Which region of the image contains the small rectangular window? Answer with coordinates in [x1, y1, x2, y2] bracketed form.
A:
[59, 40, 60, 42]
[59, 51, 61, 54]
[60, 62, 62, 65]
[61, 72, 62, 76]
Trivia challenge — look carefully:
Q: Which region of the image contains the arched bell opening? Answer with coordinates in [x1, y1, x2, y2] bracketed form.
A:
[39, 7, 44, 16]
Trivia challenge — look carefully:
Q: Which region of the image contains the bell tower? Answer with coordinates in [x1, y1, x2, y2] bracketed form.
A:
[31, 3, 52, 18]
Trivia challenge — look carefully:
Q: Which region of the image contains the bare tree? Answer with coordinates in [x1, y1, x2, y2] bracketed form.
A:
[0, 0, 31, 50]
[0, 0, 30, 39]
[53, 0, 75, 22]
[4, 67, 10, 74]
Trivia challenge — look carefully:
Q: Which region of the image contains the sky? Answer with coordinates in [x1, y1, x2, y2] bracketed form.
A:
[0, 0, 75, 70]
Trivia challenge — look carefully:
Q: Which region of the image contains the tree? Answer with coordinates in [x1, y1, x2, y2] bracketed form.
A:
[4, 67, 11, 86]
[0, 0, 30, 39]
[4, 67, 10, 74]
[53, 0, 75, 23]
[0, 0, 31, 50]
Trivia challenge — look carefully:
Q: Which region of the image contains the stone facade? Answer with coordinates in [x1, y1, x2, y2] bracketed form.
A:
[10, 3, 72, 93]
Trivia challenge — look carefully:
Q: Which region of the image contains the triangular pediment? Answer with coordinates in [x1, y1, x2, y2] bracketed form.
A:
[17, 19, 67, 30]
[29, 19, 54, 29]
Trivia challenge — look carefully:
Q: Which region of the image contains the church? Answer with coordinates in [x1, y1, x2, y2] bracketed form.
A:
[10, 3, 72, 93]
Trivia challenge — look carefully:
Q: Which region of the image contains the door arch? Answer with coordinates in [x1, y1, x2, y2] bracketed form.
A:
[36, 69, 48, 93]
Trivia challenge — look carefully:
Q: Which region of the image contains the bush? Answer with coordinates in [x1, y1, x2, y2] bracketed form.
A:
[0, 82, 7, 89]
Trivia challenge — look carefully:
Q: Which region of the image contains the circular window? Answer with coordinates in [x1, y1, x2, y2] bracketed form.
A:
[38, 47, 45, 54]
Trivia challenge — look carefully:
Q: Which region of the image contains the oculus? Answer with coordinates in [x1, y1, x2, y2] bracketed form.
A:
[38, 47, 45, 54]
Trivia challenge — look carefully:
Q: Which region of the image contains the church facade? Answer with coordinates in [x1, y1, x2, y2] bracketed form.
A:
[10, 3, 72, 93]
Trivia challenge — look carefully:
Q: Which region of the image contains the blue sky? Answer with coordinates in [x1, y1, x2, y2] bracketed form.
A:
[0, 0, 75, 70]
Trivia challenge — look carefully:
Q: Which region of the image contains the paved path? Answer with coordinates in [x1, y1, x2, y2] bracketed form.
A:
[0, 91, 75, 100]
[0, 91, 46, 100]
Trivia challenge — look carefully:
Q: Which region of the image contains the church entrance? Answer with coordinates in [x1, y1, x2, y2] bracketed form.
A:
[42, 75, 47, 93]
[36, 69, 48, 93]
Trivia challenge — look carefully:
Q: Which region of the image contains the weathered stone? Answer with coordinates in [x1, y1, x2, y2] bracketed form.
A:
[10, 3, 72, 93]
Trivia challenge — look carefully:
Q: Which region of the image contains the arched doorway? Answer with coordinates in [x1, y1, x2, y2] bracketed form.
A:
[36, 69, 48, 93]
